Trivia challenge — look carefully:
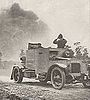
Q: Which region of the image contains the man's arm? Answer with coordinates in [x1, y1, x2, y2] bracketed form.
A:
[53, 39, 58, 44]
[64, 39, 67, 44]
[63, 39, 67, 46]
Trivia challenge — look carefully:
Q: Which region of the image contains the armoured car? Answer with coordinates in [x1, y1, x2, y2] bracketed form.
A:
[11, 43, 90, 89]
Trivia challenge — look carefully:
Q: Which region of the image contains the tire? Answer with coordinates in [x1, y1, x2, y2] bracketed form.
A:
[81, 74, 90, 88]
[13, 67, 23, 83]
[51, 67, 66, 90]
[82, 80, 90, 88]
[63, 49, 74, 58]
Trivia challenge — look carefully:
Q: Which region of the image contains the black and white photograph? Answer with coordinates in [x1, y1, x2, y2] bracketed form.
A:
[0, 0, 90, 100]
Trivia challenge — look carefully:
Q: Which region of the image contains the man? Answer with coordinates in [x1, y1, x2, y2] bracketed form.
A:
[20, 49, 25, 58]
[20, 49, 26, 67]
[53, 34, 67, 48]
[10, 50, 26, 80]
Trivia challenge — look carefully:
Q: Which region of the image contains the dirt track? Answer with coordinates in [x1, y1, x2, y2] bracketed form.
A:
[0, 75, 90, 100]
[0, 69, 90, 100]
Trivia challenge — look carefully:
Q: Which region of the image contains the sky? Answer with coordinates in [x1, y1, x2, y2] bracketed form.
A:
[0, 0, 90, 52]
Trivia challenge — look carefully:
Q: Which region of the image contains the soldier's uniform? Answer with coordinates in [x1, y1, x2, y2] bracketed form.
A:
[20, 50, 26, 67]
[53, 34, 67, 48]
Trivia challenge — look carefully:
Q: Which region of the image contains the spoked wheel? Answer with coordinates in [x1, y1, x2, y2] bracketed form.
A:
[13, 67, 23, 83]
[83, 80, 90, 88]
[51, 67, 66, 90]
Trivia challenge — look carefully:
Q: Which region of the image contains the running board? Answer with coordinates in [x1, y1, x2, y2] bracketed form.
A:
[23, 70, 36, 78]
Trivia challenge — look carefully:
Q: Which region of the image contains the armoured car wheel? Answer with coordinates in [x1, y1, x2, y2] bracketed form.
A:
[63, 50, 74, 58]
[81, 74, 90, 88]
[83, 80, 90, 88]
[51, 67, 66, 90]
[13, 67, 23, 83]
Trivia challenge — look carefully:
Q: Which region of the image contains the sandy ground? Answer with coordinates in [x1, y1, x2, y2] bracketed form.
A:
[0, 69, 90, 100]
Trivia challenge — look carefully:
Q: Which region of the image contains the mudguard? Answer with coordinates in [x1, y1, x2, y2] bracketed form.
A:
[13, 64, 24, 69]
[47, 63, 67, 81]
[53, 63, 67, 69]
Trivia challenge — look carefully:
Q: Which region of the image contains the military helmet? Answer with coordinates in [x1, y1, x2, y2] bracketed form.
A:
[58, 34, 63, 39]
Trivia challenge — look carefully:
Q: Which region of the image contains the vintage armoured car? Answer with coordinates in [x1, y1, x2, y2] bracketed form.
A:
[11, 43, 90, 90]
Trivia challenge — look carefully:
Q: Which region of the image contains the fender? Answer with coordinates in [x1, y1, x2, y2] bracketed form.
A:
[10, 64, 24, 80]
[12, 64, 24, 69]
[46, 63, 67, 81]
[52, 63, 67, 69]
[52, 63, 69, 75]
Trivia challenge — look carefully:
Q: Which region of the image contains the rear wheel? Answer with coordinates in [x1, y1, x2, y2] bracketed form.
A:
[51, 67, 66, 90]
[13, 67, 23, 83]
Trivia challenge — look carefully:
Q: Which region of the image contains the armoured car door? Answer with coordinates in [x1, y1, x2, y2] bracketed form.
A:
[35, 48, 49, 74]
[26, 49, 35, 70]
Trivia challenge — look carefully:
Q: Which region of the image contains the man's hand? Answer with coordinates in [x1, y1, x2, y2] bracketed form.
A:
[57, 38, 60, 41]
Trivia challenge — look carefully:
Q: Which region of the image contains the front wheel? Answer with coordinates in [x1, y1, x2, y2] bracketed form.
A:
[81, 74, 90, 88]
[51, 67, 66, 90]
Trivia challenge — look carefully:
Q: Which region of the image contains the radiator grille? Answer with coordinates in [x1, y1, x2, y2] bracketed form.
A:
[71, 63, 81, 73]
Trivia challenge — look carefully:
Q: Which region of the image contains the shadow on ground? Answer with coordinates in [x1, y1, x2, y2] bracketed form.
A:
[22, 81, 53, 89]
[21, 80, 89, 90]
